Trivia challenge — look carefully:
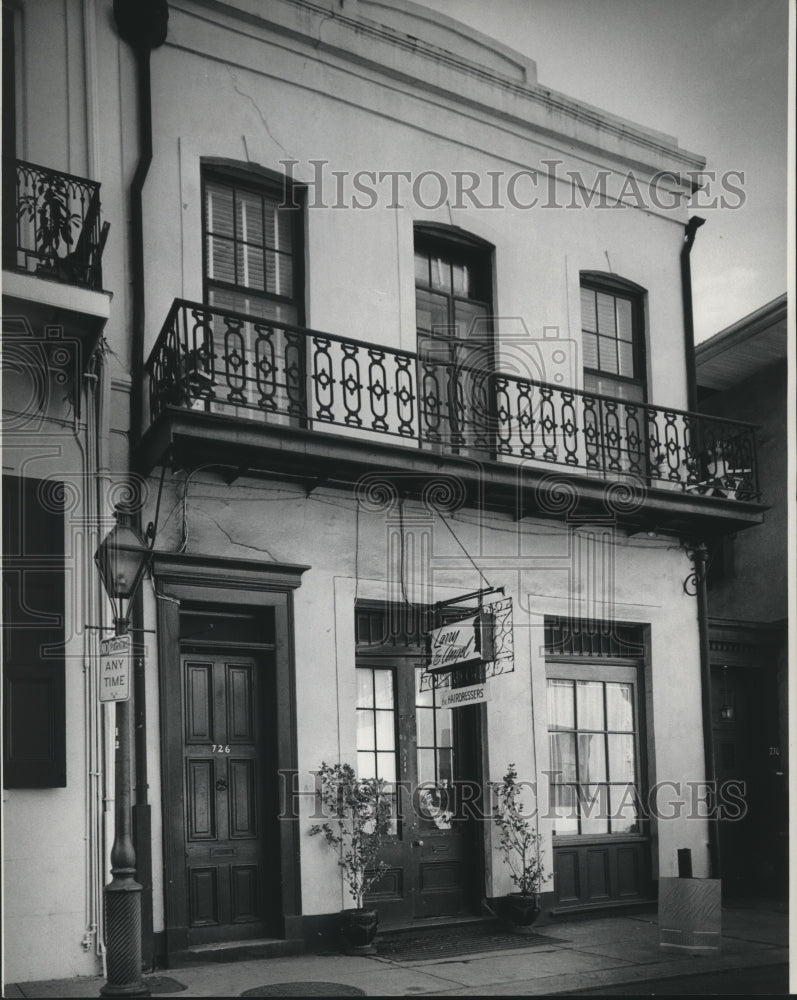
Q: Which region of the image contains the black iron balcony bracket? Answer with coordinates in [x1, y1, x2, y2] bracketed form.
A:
[141, 299, 764, 533]
[6, 160, 109, 290]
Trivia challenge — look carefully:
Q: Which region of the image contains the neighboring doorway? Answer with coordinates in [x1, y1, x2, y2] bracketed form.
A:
[154, 557, 306, 960]
[356, 606, 484, 925]
[711, 659, 786, 899]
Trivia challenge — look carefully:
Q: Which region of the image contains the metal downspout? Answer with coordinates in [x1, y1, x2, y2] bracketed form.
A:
[681, 216, 721, 880]
[112, 0, 169, 968]
[681, 215, 705, 413]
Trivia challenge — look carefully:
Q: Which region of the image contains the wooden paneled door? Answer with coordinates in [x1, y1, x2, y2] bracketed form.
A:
[180, 651, 279, 943]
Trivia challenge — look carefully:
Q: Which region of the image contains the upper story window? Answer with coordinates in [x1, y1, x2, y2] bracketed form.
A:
[414, 227, 494, 450]
[580, 275, 646, 403]
[203, 169, 302, 325]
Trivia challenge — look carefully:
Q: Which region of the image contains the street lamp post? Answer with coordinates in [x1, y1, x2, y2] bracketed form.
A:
[95, 506, 151, 998]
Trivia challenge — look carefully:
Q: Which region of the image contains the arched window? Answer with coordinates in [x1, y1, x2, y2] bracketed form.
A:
[580, 274, 646, 402]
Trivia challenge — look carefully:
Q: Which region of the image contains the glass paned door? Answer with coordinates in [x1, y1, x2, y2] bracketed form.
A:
[415, 237, 493, 453]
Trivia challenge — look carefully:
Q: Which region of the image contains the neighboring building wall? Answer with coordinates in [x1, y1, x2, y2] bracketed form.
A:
[700, 359, 787, 624]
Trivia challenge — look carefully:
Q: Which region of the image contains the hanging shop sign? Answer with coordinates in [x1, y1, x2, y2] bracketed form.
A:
[99, 634, 131, 703]
[427, 611, 494, 674]
[439, 680, 491, 709]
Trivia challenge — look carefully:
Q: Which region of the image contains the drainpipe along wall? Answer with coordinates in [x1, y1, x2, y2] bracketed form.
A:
[112, 0, 169, 968]
[680, 215, 721, 880]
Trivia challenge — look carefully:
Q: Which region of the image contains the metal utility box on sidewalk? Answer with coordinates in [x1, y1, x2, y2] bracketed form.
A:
[659, 877, 722, 951]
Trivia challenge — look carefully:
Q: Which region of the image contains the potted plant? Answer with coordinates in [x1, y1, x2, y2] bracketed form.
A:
[309, 761, 391, 954]
[492, 763, 546, 929]
[17, 172, 81, 269]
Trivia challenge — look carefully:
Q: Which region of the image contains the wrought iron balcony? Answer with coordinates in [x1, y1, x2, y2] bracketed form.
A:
[145, 299, 761, 511]
[4, 160, 109, 291]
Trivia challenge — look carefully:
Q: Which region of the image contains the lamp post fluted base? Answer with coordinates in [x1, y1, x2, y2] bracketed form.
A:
[100, 876, 150, 997]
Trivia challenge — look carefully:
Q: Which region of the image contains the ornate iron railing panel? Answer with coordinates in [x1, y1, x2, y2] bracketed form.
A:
[147, 299, 761, 502]
[9, 160, 108, 290]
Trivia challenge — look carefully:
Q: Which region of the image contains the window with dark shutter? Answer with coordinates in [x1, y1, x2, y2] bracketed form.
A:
[2, 475, 67, 788]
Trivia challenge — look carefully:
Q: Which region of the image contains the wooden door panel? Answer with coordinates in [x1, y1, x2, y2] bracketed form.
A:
[187, 759, 216, 840]
[230, 865, 260, 922]
[229, 758, 258, 838]
[181, 652, 274, 943]
[185, 662, 213, 742]
[227, 663, 255, 740]
[190, 868, 219, 925]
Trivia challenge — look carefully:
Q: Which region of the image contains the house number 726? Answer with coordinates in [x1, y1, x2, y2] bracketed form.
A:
[212, 744, 231, 753]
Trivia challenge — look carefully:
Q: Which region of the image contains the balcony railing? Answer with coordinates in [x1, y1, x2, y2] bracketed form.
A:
[147, 299, 761, 501]
[6, 160, 109, 290]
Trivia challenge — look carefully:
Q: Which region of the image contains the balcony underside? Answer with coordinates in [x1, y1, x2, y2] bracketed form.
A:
[135, 407, 765, 537]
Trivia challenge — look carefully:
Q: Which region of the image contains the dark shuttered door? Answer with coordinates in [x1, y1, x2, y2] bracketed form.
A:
[2, 475, 67, 788]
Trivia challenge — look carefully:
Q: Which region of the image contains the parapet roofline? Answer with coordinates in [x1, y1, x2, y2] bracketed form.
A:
[187, 0, 706, 176]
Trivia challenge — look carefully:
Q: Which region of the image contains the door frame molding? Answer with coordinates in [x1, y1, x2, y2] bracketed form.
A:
[152, 552, 308, 957]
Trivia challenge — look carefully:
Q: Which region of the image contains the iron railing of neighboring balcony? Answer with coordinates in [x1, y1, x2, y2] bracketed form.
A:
[8, 160, 109, 291]
[147, 299, 761, 501]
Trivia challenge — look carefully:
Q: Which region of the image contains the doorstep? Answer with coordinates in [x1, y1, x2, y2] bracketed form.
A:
[168, 936, 304, 966]
[549, 897, 657, 919]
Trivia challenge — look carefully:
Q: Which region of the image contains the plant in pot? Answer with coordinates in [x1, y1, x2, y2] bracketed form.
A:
[493, 763, 546, 930]
[17, 173, 81, 270]
[309, 761, 391, 954]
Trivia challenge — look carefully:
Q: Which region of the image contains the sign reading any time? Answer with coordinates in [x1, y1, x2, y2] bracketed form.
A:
[427, 611, 494, 674]
[99, 634, 131, 703]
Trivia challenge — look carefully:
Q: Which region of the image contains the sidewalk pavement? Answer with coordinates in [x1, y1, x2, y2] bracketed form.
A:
[4, 903, 789, 998]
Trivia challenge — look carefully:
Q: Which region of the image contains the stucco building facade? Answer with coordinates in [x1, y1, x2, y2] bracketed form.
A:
[2, 0, 773, 983]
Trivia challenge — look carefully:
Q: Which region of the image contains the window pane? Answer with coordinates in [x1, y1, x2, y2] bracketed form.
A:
[547, 679, 574, 730]
[578, 733, 607, 782]
[273, 203, 294, 253]
[580, 784, 609, 834]
[236, 190, 264, 247]
[416, 288, 450, 335]
[436, 708, 453, 748]
[597, 336, 618, 374]
[356, 668, 373, 708]
[207, 236, 235, 284]
[581, 287, 597, 332]
[437, 748, 453, 785]
[582, 331, 598, 370]
[415, 251, 429, 286]
[417, 747, 436, 785]
[551, 784, 579, 834]
[596, 292, 616, 336]
[375, 710, 395, 751]
[356, 710, 375, 751]
[429, 255, 451, 292]
[416, 679, 434, 708]
[577, 681, 604, 730]
[206, 182, 234, 236]
[372, 670, 394, 709]
[618, 339, 635, 378]
[357, 750, 375, 779]
[416, 706, 435, 747]
[606, 683, 634, 731]
[549, 732, 577, 781]
[376, 751, 396, 783]
[610, 783, 638, 832]
[454, 299, 489, 342]
[264, 250, 293, 298]
[236, 243, 265, 291]
[608, 733, 636, 782]
[616, 298, 634, 342]
[451, 261, 470, 297]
